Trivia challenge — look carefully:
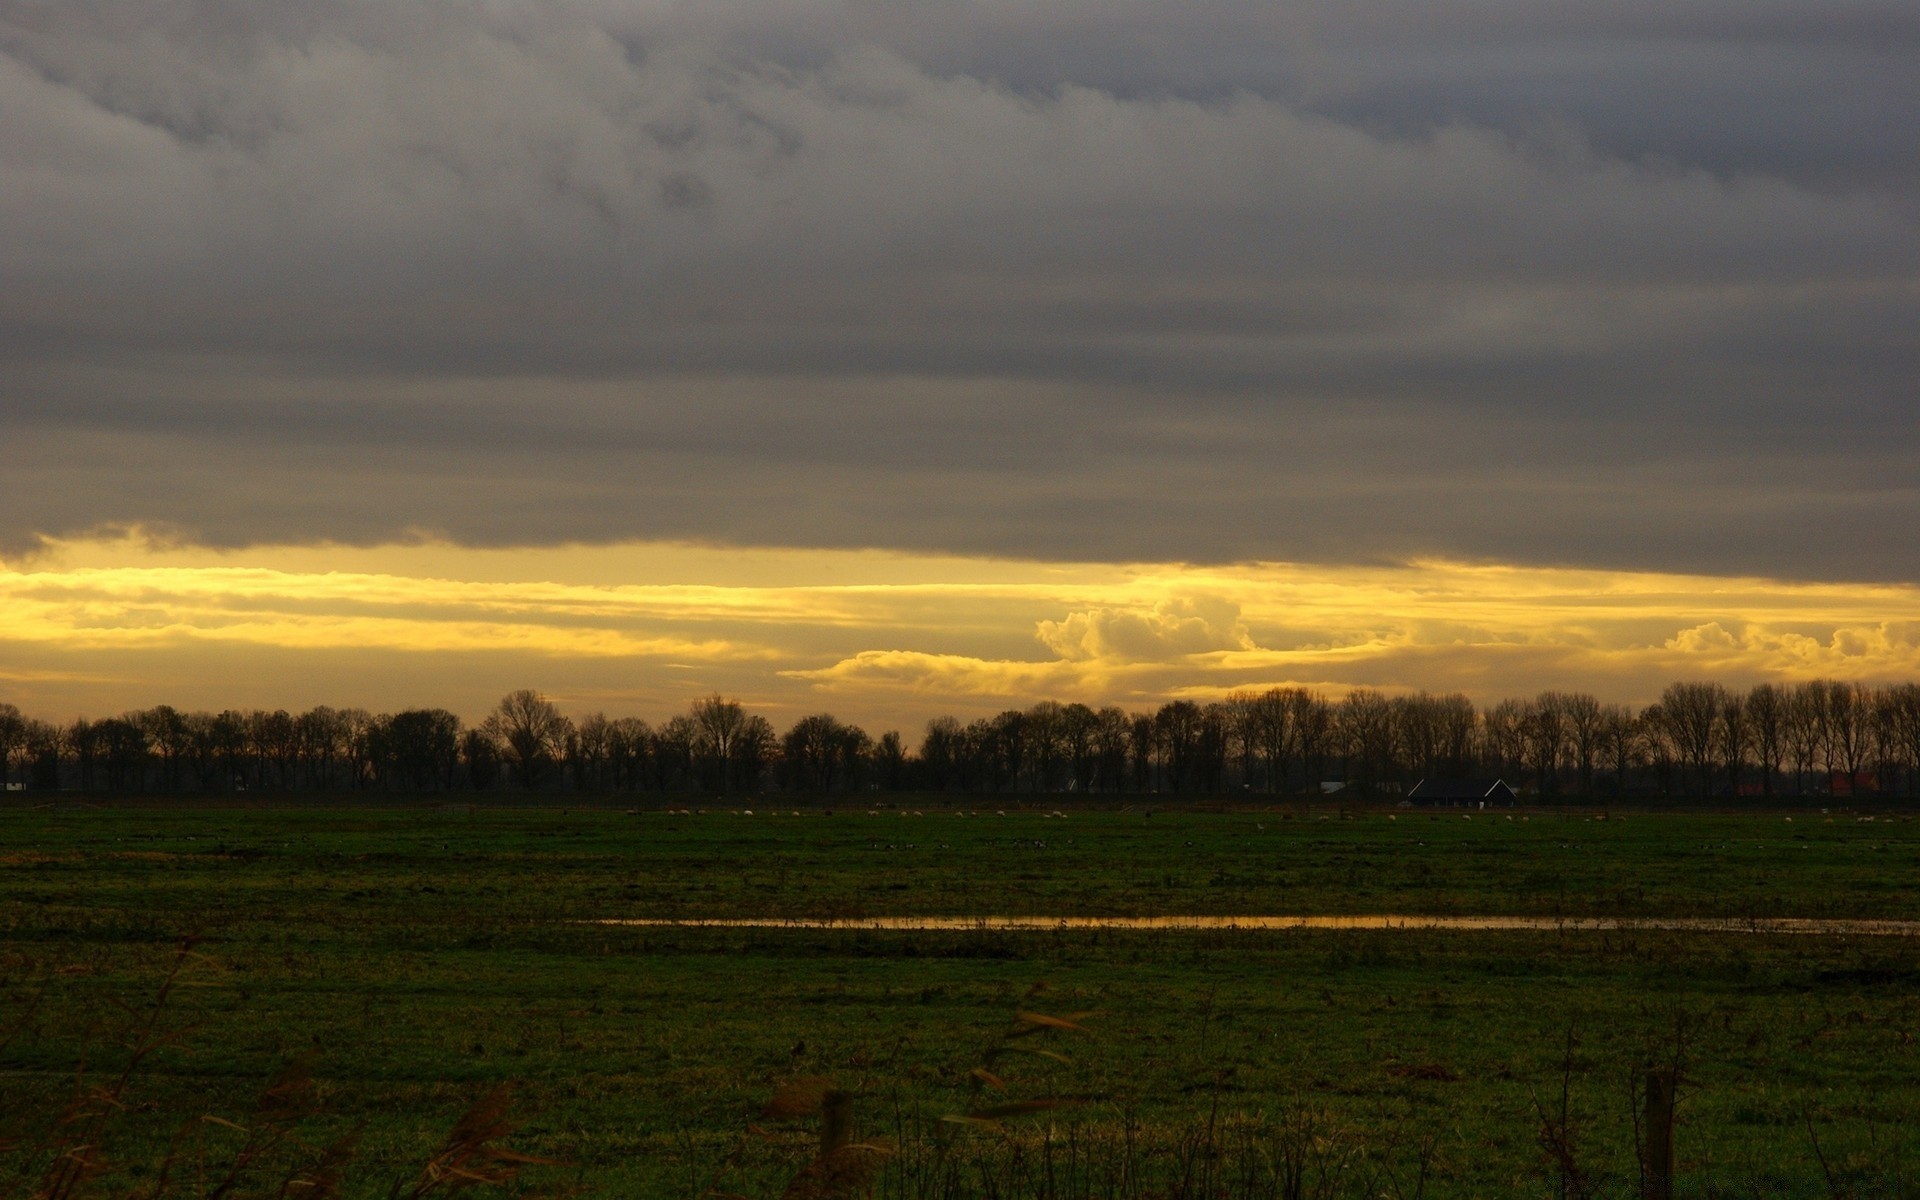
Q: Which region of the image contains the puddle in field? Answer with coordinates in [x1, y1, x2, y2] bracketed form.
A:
[591, 914, 1920, 936]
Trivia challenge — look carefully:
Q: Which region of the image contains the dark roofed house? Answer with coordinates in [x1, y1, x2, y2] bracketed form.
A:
[1406, 778, 1517, 807]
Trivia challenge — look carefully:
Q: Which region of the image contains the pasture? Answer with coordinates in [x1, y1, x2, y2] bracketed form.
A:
[4, 800, 1920, 1196]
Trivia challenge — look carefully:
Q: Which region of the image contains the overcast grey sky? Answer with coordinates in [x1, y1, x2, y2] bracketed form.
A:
[3, 0, 1916, 577]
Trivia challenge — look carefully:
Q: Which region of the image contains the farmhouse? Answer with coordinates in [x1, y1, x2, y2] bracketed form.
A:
[1406, 778, 1517, 807]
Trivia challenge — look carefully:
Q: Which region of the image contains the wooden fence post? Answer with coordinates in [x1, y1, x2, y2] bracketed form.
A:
[1643, 1068, 1676, 1200]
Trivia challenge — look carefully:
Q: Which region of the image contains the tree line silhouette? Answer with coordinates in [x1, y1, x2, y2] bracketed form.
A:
[2, 680, 1919, 799]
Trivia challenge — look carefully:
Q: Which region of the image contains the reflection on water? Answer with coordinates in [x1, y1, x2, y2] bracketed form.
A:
[592, 914, 1920, 936]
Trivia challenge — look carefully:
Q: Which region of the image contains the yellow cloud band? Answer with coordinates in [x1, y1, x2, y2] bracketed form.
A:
[3, 535, 1919, 724]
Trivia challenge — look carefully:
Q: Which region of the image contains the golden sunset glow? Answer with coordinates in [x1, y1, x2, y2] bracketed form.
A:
[5, 535, 1919, 730]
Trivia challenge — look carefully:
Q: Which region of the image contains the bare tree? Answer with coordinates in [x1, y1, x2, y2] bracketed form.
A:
[1656, 682, 1725, 798]
[1816, 680, 1872, 788]
[1024, 700, 1066, 792]
[608, 717, 652, 791]
[1250, 688, 1295, 793]
[1436, 693, 1479, 778]
[1599, 704, 1638, 797]
[688, 694, 750, 794]
[68, 718, 99, 793]
[920, 716, 962, 792]
[1060, 703, 1099, 793]
[1880, 684, 1920, 798]
[873, 730, 908, 790]
[1716, 691, 1748, 799]
[1481, 699, 1527, 783]
[1337, 689, 1394, 796]
[784, 714, 855, 791]
[1561, 692, 1603, 796]
[0, 702, 22, 789]
[654, 715, 697, 790]
[483, 690, 571, 789]
[733, 714, 777, 791]
[1393, 693, 1442, 790]
[991, 710, 1029, 792]
[139, 705, 191, 792]
[1745, 684, 1785, 798]
[572, 713, 614, 791]
[1155, 701, 1207, 793]
[461, 726, 502, 790]
[1521, 693, 1568, 797]
[22, 719, 63, 790]
[1094, 707, 1131, 793]
[1291, 691, 1334, 790]
[1783, 684, 1821, 795]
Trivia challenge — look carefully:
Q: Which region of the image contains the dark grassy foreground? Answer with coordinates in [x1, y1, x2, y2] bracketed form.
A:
[4, 800, 1920, 1197]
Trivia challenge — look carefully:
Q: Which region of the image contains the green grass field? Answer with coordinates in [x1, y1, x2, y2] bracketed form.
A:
[5, 800, 1920, 1197]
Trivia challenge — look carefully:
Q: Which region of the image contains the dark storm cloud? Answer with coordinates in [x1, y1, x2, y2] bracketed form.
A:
[1, 1, 1916, 575]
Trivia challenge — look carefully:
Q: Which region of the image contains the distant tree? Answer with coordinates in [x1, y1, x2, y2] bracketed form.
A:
[1092, 707, 1130, 794]
[1657, 682, 1725, 797]
[210, 710, 247, 790]
[1598, 704, 1638, 796]
[23, 719, 62, 790]
[1436, 693, 1480, 778]
[256, 709, 300, 789]
[1520, 693, 1567, 797]
[784, 714, 859, 792]
[991, 710, 1028, 791]
[1154, 701, 1206, 792]
[1480, 699, 1526, 783]
[1059, 703, 1099, 793]
[571, 713, 614, 791]
[960, 718, 999, 792]
[1560, 692, 1603, 796]
[461, 727, 502, 791]
[341, 708, 376, 789]
[654, 715, 697, 790]
[1024, 701, 1067, 792]
[1745, 684, 1785, 798]
[377, 709, 461, 791]
[1292, 692, 1334, 790]
[182, 711, 219, 791]
[296, 706, 348, 790]
[607, 717, 652, 791]
[1782, 685, 1822, 795]
[98, 716, 150, 792]
[1716, 692, 1749, 797]
[732, 714, 777, 791]
[139, 706, 191, 792]
[1336, 690, 1393, 796]
[1248, 689, 1294, 793]
[68, 719, 99, 794]
[484, 690, 571, 789]
[1639, 703, 1676, 796]
[1813, 680, 1871, 785]
[0, 703, 22, 789]
[1881, 684, 1920, 798]
[873, 730, 908, 791]
[1392, 693, 1442, 790]
[1126, 712, 1155, 792]
[919, 716, 962, 792]
[688, 694, 752, 794]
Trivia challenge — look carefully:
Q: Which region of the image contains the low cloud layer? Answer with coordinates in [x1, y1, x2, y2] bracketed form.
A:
[1, 2, 1917, 576]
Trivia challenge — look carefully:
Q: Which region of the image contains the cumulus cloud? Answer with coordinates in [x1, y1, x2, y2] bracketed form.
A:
[0, 2, 1915, 576]
[1663, 619, 1920, 675]
[1036, 596, 1253, 662]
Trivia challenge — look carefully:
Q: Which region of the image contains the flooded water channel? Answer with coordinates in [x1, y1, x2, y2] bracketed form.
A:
[592, 914, 1920, 936]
